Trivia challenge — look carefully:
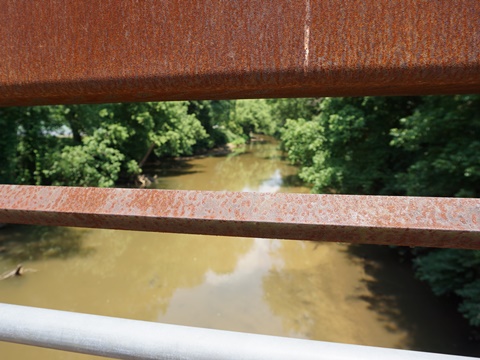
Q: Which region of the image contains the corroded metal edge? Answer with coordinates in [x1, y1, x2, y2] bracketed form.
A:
[0, 186, 478, 249]
[1, 0, 479, 106]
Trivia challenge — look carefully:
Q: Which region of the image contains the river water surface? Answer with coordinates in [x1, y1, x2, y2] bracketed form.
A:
[0, 139, 478, 358]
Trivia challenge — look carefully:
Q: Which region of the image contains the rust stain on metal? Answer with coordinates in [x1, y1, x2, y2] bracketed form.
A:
[0, 186, 479, 249]
[0, 0, 479, 106]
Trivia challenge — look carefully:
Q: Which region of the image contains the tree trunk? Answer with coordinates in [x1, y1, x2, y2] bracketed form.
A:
[138, 142, 156, 168]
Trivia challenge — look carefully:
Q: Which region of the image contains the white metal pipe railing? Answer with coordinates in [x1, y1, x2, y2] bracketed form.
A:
[0, 303, 475, 360]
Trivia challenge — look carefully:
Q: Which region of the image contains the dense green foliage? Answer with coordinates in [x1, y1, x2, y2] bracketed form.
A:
[0, 99, 284, 187]
[282, 97, 420, 194]
[281, 95, 480, 327]
[282, 95, 480, 198]
[45, 124, 131, 187]
[390, 95, 480, 198]
[0, 108, 20, 184]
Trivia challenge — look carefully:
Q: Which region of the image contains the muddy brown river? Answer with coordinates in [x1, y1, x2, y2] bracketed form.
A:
[0, 139, 478, 358]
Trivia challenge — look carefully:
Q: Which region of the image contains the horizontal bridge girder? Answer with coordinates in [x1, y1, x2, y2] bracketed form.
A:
[1, 0, 479, 106]
[0, 185, 478, 249]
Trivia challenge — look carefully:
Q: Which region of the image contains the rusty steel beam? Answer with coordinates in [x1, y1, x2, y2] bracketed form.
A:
[0, 185, 478, 249]
[1, 0, 479, 106]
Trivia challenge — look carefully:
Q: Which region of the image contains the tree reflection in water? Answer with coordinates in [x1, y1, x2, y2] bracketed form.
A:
[344, 244, 479, 356]
[0, 225, 93, 263]
[262, 240, 377, 344]
[262, 240, 480, 356]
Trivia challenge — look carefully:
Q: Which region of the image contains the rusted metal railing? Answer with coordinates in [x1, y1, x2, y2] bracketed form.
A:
[0, 185, 479, 250]
[1, 0, 480, 359]
[1, 1, 479, 106]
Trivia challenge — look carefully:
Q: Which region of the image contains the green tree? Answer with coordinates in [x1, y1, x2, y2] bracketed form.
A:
[187, 100, 226, 149]
[192, 99, 281, 145]
[51, 104, 102, 144]
[282, 97, 418, 194]
[15, 106, 66, 185]
[109, 101, 208, 162]
[44, 101, 208, 186]
[0, 101, 213, 187]
[0, 107, 20, 184]
[234, 99, 276, 136]
[391, 95, 480, 197]
[44, 124, 132, 187]
[268, 98, 320, 132]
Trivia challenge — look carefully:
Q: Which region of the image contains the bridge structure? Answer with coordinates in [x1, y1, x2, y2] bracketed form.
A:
[0, 1, 479, 359]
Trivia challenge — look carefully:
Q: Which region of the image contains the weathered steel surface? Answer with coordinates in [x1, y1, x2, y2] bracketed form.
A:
[1, 0, 479, 106]
[0, 185, 478, 249]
